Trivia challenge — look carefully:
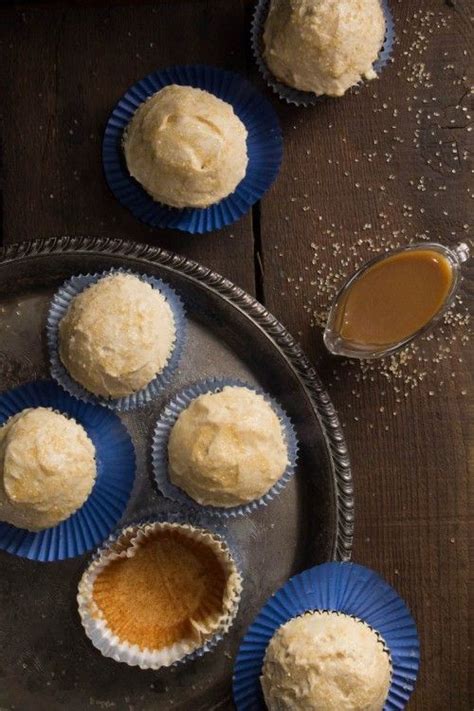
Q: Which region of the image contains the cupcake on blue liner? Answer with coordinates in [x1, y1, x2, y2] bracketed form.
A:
[103, 64, 283, 234]
[233, 562, 420, 710]
[0, 380, 135, 562]
[77, 511, 243, 669]
[252, 0, 395, 107]
[152, 378, 298, 519]
[47, 268, 186, 412]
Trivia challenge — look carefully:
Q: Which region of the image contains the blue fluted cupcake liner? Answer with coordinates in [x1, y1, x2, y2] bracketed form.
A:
[78, 510, 243, 669]
[152, 378, 298, 519]
[252, 0, 395, 107]
[0, 380, 135, 562]
[47, 268, 186, 412]
[233, 562, 420, 710]
[103, 64, 283, 234]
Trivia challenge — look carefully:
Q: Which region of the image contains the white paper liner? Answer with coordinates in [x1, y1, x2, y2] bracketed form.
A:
[78, 519, 242, 669]
[152, 378, 299, 518]
[47, 268, 186, 412]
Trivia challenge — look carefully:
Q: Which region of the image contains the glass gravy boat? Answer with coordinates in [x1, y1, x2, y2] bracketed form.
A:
[324, 241, 470, 360]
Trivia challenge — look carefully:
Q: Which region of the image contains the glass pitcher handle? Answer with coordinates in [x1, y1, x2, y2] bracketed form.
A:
[454, 242, 470, 264]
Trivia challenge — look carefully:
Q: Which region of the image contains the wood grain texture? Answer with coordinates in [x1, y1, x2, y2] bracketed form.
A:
[0, 1, 256, 293]
[0, 1, 472, 710]
[258, 1, 472, 709]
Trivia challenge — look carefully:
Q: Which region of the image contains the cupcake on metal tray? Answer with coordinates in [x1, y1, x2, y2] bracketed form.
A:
[261, 611, 391, 710]
[152, 379, 298, 517]
[0, 379, 135, 562]
[59, 273, 176, 399]
[233, 562, 420, 711]
[0, 407, 96, 532]
[78, 520, 242, 669]
[48, 269, 186, 411]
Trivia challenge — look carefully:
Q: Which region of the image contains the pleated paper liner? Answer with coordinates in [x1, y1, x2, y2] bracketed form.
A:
[102, 64, 283, 234]
[47, 268, 186, 412]
[233, 562, 420, 711]
[78, 515, 243, 669]
[252, 0, 395, 107]
[0, 380, 135, 562]
[152, 378, 298, 519]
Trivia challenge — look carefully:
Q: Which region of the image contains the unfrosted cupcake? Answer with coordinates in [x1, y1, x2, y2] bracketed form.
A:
[167, 386, 290, 508]
[59, 273, 176, 399]
[261, 611, 392, 710]
[123, 84, 248, 208]
[0, 407, 96, 531]
[78, 521, 242, 669]
[263, 0, 386, 97]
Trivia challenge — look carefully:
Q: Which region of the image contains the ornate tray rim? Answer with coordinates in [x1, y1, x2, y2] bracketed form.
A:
[0, 235, 354, 561]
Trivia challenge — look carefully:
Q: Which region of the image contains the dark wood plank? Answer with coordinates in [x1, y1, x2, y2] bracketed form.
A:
[259, 1, 472, 709]
[0, 1, 471, 710]
[0, 1, 256, 293]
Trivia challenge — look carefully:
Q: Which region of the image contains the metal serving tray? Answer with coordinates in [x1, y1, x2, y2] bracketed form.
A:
[0, 236, 353, 711]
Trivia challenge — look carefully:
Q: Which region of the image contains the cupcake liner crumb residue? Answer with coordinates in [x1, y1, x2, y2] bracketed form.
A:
[78, 519, 242, 669]
[233, 562, 419, 711]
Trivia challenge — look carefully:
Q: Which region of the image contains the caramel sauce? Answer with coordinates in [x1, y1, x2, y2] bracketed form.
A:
[335, 249, 453, 347]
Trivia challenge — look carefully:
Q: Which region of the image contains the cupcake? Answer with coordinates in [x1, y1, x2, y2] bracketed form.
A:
[123, 84, 249, 208]
[261, 611, 392, 710]
[263, 0, 386, 97]
[58, 273, 176, 399]
[0, 407, 96, 531]
[234, 563, 419, 710]
[167, 385, 290, 508]
[78, 521, 242, 669]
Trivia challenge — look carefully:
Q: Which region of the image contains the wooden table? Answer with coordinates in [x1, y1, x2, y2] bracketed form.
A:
[0, 2, 471, 709]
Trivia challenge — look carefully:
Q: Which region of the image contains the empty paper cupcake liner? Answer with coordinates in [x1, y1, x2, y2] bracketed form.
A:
[252, 0, 395, 107]
[152, 378, 298, 519]
[102, 64, 283, 234]
[78, 515, 243, 669]
[0, 380, 135, 562]
[47, 268, 186, 412]
[233, 561, 420, 710]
